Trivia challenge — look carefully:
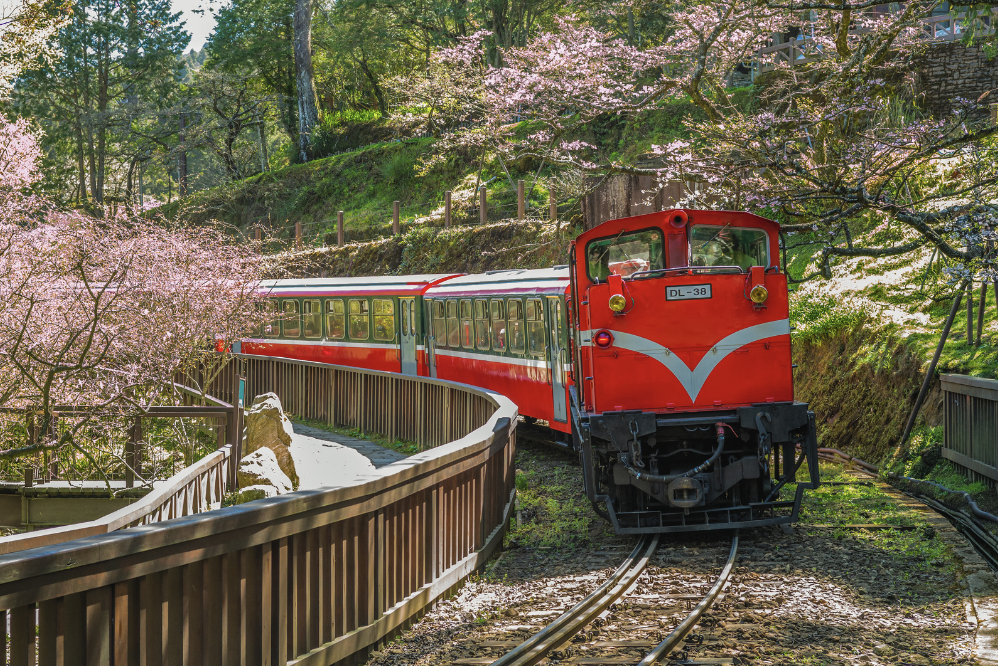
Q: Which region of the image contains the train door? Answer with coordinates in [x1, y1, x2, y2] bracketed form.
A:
[547, 296, 568, 424]
[399, 297, 417, 375]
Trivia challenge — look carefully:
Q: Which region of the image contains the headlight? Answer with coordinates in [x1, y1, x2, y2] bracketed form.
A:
[749, 284, 769, 304]
[594, 330, 614, 348]
[608, 294, 627, 312]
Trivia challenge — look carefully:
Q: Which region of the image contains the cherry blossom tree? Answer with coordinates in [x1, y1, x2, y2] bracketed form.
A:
[408, 4, 998, 282]
[0, 116, 266, 481]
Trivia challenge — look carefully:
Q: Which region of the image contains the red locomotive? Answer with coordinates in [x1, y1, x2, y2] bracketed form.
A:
[240, 209, 819, 533]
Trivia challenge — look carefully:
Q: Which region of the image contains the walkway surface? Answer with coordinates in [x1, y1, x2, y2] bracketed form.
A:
[290, 422, 408, 490]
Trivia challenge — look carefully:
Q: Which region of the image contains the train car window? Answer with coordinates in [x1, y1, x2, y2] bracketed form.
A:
[508, 299, 525, 354]
[264, 300, 281, 337]
[446, 300, 460, 347]
[409, 301, 416, 336]
[302, 299, 322, 339]
[433, 301, 447, 347]
[490, 300, 506, 352]
[373, 299, 394, 341]
[460, 300, 473, 349]
[326, 299, 345, 339]
[474, 299, 489, 350]
[282, 300, 301, 338]
[348, 299, 370, 340]
[690, 226, 769, 269]
[585, 228, 665, 282]
[526, 299, 546, 355]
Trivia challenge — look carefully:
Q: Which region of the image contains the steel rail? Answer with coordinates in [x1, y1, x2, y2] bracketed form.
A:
[638, 532, 739, 665]
[489, 535, 659, 666]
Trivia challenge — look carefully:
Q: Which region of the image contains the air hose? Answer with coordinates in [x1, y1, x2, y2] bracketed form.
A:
[621, 423, 726, 484]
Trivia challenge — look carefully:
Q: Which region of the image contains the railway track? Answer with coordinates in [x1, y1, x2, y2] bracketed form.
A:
[451, 533, 740, 666]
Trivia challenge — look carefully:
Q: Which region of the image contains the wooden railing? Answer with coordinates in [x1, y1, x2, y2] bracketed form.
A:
[941, 374, 998, 486]
[0, 355, 517, 665]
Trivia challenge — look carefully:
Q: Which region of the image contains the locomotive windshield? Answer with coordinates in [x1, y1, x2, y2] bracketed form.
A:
[586, 228, 664, 282]
[690, 225, 768, 269]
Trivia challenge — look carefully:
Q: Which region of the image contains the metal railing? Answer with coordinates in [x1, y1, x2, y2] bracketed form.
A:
[0, 355, 517, 665]
[756, 11, 997, 74]
[942, 373, 998, 486]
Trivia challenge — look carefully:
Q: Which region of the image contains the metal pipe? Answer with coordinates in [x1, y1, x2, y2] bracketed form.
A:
[621, 423, 725, 483]
[899, 279, 968, 449]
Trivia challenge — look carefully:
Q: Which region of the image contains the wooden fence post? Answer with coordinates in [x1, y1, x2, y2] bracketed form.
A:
[977, 282, 987, 346]
[294, 221, 302, 246]
[517, 180, 525, 221]
[549, 188, 557, 228]
[337, 211, 344, 246]
[479, 187, 487, 226]
[255, 227, 262, 242]
[393, 201, 400, 235]
[968, 281, 975, 345]
[444, 191, 451, 228]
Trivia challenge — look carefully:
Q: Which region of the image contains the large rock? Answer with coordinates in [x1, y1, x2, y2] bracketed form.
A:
[243, 393, 299, 488]
[237, 447, 293, 495]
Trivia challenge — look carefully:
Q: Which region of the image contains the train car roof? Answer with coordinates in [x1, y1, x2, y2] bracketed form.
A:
[259, 274, 461, 297]
[424, 267, 569, 297]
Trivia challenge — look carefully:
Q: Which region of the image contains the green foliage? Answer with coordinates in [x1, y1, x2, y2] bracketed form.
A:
[508, 441, 609, 550]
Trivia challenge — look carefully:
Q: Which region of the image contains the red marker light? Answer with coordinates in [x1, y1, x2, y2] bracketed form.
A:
[594, 330, 613, 348]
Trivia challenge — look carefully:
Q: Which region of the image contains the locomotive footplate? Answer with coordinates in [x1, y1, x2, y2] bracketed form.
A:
[574, 400, 820, 534]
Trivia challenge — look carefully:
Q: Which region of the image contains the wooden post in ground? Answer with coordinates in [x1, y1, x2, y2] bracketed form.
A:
[977, 282, 987, 346]
[517, 180, 525, 221]
[444, 191, 451, 228]
[900, 279, 969, 448]
[393, 201, 400, 235]
[254, 226, 262, 242]
[337, 211, 344, 246]
[479, 187, 487, 226]
[967, 281, 975, 345]
[295, 221, 302, 245]
[549, 188, 557, 229]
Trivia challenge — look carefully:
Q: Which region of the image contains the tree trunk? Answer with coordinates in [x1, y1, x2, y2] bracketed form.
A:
[356, 55, 389, 118]
[293, 0, 320, 162]
[75, 123, 87, 205]
[257, 112, 270, 172]
[178, 112, 188, 197]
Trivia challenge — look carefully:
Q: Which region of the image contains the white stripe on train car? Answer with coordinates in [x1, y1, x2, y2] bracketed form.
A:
[243, 338, 393, 350]
[435, 348, 550, 370]
[580, 319, 790, 402]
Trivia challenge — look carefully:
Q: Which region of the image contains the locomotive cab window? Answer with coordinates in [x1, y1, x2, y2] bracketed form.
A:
[433, 301, 446, 347]
[586, 228, 664, 282]
[348, 299, 369, 340]
[508, 299, 525, 354]
[303, 299, 322, 339]
[490, 299, 506, 352]
[690, 226, 769, 269]
[446, 300, 460, 347]
[373, 299, 394, 341]
[282, 300, 300, 338]
[475, 299, 490, 351]
[326, 299, 345, 339]
[526, 299, 545, 356]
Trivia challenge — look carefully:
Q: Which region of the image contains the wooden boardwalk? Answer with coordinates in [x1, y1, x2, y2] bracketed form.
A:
[292, 421, 407, 468]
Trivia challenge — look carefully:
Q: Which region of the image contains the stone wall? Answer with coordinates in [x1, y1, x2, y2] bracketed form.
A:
[916, 41, 998, 115]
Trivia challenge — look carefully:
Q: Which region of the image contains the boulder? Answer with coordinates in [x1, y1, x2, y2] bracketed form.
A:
[243, 393, 299, 488]
[234, 485, 278, 504]
[237, 447, 293, 495]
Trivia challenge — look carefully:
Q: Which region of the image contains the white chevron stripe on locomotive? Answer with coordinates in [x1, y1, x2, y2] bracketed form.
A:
[581, 319, 790, 402]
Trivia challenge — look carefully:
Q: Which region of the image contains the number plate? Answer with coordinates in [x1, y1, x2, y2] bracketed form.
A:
[666, 284, 712, 301]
